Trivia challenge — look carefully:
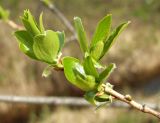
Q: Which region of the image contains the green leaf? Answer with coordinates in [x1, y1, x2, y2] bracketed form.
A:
[83, 56, 99, 78]
[0, 6, 9, 21]
[14, 30, 33, 48]
[14, 30, 37, 59]
[39, 12, 45, 33]
[90, 14, 112, 47]
[74, 17, 88, 53]
[19, 43, 37, 59]
[33, 30, 59, 64]
[95, 93, 111, 102]
[97, 63, 116, 83]
[63, 56, 80, 82]
[84, 90, 112, 106]
[21, 10, 40, 37]
[57, 31, 65, 53]
[90, 41, 104, 61]
[84, 90, 97, 105]
[92, 58, 105, 69]
[75, 74, 96, 91]
[63, 57, 97, 91]
[42, 65, 53, 77]
[100, 21, 130, 59]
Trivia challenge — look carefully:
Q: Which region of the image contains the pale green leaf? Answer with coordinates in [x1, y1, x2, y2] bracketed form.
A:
[90, 14, 112, 47]
[83, 56, 99, 78]
[14, 30, 37, 59]
[74, 17, 88, 53]
[39, 12, 45, 33]
[97, 63, 116, 83]
[100, 21, 130, 59]
[14, 30, 33, 48]
[90, 41, 104, 61]
[57, 31, 65, 53]
[19, 42, 37, 59]
[21, 10, 40, 37]
[63, 57, 97, 91]
[33, 30, 59, 64]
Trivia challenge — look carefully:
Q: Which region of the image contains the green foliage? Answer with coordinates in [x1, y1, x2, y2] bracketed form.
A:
[74, 17, 88, 54]
[90, 14, 112, 47]
[63, 56, 97, 91]
[14, 10, 64, 66]
[100, 21, 130, 59]
[14, 10, 129, 106]
[33, 30, 59, 64]
[0, 6, 9, 21]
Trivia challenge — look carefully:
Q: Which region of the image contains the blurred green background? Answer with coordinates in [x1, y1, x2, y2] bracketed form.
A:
[0, 0, 160, 122]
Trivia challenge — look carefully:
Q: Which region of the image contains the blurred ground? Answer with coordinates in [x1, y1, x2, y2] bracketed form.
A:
[0, 0, 160, 122]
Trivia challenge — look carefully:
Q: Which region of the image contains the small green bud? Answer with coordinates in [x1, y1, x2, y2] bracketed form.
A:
[21, 10, 41, 36]
[90, 41, 104, 61]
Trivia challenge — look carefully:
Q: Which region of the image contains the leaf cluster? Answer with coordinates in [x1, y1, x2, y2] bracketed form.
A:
[14, 10, 129, 106]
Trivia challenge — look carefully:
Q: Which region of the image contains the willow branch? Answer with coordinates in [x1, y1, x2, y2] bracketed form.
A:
[105, 86, 160, 119]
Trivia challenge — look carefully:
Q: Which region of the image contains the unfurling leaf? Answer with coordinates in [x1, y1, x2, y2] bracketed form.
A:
[90, 14, 112, 47]
[33, 30, 59, 64]
[90, 41, 104, 61]
[83, 56, 99, 78]
[97, 63, 116, 83]
[39, 12, 45, 33]
[21, 10, 40, 37]
[100, 21, 130, 59]
[84, 90, 112, 106]
[57, 31, 65, 53]
[63, 57, 97, 91]
[74, 17, 88, 54]
[14, 30, 37, 59]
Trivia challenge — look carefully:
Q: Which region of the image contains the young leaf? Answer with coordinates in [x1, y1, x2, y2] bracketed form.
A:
[63, 57, 97, 91]
[100, 21, 130, 59]
[97, 63, 116, 83]
[19, 42, 37, 59]
[57, 31, 65, 53]
[74, 17, 88, 53]
[21, 10, 40, 37]
[14, 30, 37, 59]
[90, 14, 112, 47]
[39, 12, 45, 33]
[14, 30, 33, 48]
[84, 90, 97, 105]
[63, 57, 79, 83]
[90, 41, 104, 61]
[42, 65, 53, 77]
[83, 56, 99, 78]
[84, 90, 111, 106]
[33, 30, 59, 64]
[75, 74, 96, 91]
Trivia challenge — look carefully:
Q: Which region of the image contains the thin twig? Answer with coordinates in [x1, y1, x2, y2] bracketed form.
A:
[0, 95, 159, 110]
[41, 0, 75, 35]
[105, 86, 160, 119]
[7, 20, 23, 30]
[40, 0, 77, 43]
